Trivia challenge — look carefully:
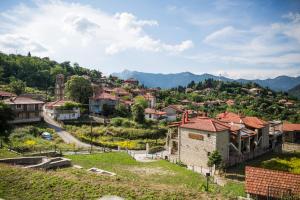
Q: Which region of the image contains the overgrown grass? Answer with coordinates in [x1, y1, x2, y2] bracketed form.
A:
[0, 148, 19, 159]
[67, 152, 245, 199]
[64, 124, 166, 150]
[7, 123, 73, 153]
[0, 152, 245, 199]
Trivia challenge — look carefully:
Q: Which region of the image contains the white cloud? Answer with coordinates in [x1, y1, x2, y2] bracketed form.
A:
[0, 1, 193, 58]
[201, 12, 300, 67]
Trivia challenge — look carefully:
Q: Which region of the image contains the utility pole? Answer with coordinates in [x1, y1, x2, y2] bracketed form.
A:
[90, 119, 93, 153]
[205, 172, 210, 191]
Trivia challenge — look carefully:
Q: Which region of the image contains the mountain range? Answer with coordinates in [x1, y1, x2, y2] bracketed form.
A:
[112, 70, 300, 91]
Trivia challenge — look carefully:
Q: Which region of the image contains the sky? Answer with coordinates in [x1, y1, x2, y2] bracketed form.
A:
[0, 0, 300, 79]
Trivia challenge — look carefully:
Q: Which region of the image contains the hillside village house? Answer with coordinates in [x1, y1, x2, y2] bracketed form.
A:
[124, 78, 139, 86]
[166, 111, 283, 171]
[283, 123, 300, 143]
[0, 91, 16, 100]
[44, 100, 80, 121]
[143, 93, 156, 108]
[3, 96, 44, 123]
[144, 108, 166, 121]
[163, 104, 184, 121]
[89, 92, 119, 114]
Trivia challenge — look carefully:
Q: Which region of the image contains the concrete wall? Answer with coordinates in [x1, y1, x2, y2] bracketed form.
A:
[216, 131, 230, 163]
[261, 126, 270, 149]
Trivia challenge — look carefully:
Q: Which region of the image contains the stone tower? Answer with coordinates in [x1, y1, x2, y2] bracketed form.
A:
[55, 74, 65, 100]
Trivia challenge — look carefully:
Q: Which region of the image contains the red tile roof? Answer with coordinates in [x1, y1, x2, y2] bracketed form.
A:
[164, 104, 184, 113]
[93, 92, 118, 101]
[45, 100, 76, 109]
[245, 166, 300, 198]
[0, 91, 16, 97]
[3, 96, 44, 105]
[180, 117, 230, 132]
[145, 108, 166, 115]
[217, 112, 268, 129]
[283, 123, 300, 132]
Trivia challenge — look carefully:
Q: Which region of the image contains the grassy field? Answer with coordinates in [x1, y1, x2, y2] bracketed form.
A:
[0, 150, 244, 199]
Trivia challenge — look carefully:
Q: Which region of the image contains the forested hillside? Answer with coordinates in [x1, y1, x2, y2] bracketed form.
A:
[0, 52, 102, 90]
[155, 79, 300, 123]
[289, 84, 300, 99]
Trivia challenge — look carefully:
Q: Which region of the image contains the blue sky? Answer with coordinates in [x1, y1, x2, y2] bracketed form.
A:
[0, 0, 300, 79]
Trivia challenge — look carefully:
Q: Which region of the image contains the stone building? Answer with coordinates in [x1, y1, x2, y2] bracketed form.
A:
[166, 111, 282, 171]
[44, 100, 80, 121]
[3, 96, 44, 123]
[89, 92, 119, 114]
[55, 74, 65, 100]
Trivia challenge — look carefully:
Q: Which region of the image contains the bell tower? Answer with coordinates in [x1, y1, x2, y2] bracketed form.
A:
[55, 74, 65, 100]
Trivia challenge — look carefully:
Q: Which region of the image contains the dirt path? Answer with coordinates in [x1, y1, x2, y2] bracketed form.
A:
[43, 112, 91, 148]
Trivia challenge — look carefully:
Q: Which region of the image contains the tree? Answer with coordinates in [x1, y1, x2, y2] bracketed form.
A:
[65, 75, 92, 104]
[9, 79, 26, 95]
[207, 150, 222, 172]
[27, 51, 31, 57]
[134, 96, 148, 108]
[0, 102, 15, 147]
[102, 104, 114, 117]
[115, 104, 130, 117]
[132, 103, 145, 123]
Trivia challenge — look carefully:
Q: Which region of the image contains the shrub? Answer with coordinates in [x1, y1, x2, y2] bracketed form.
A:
[148, 146, 165, 154]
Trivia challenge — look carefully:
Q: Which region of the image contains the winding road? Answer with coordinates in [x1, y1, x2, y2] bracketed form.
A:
[43, 112, 91, 148]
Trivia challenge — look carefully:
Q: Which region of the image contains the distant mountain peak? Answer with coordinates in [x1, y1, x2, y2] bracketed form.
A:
[111, 70, 300, 91]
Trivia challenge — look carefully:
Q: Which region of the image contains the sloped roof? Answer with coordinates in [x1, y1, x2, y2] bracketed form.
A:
[217, 112, 268, 129]
[283, 123, 300, 132]
[164, 104, 184, 113]
[217, 112, 244, 124]
[180, 117, 230, 132]
[45, 100, 76, 109]
[242, 117, 268, 129]
[245, 166, 300, 198]
[92, 92, 118, 101]
[0, 91, 16, 97]
[145, 108, 166, 115]
[3, 96, 44, 105]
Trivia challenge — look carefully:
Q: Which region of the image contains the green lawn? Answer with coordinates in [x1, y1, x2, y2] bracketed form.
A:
[0, 151, 245, 199]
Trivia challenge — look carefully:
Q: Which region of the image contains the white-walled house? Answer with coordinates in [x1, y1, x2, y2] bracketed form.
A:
[163, 105, 184, 121]
[45, 100, 80, 121]
[144, 108, 166, 121]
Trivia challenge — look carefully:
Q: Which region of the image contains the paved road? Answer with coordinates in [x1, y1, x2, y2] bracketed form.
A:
[43, 112, 91, 148]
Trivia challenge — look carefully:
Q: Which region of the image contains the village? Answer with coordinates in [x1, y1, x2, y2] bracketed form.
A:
[0, 72, 299, 200]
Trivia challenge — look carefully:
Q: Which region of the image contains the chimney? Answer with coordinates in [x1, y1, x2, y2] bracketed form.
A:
[181, 112, 186, 124]
[185, 111, 189, 123]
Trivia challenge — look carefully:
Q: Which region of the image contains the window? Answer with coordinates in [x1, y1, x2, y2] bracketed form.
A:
[207, 152, 211, 156]
[188, 133, 204, 140]
[16, 104, 22, 109]
[207, 134, 211, 138]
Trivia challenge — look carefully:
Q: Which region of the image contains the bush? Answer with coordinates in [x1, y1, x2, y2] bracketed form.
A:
[148, 146, 165, 154]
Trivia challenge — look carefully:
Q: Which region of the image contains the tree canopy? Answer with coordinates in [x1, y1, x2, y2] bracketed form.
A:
[65, 75, 92, 104]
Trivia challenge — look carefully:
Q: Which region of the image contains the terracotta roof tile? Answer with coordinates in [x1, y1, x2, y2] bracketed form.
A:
[92, 92, 118, 101]
[245, 166, 300, 198]
[283, 123, 300, 132]
[3, 96, 44, 105]
[180, 117, 230, 132]
[145, 108, 166, 115]
[0, 91, 16, 97]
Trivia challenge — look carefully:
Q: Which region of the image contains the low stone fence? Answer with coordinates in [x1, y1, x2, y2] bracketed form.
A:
[0, 156, 44, 165]
[0, 156, 71, 170]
